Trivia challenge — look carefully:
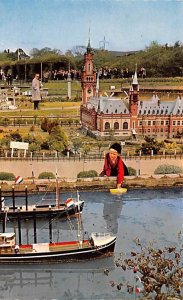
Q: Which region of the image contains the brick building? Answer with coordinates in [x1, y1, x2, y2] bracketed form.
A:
[80, 42, 183, 139]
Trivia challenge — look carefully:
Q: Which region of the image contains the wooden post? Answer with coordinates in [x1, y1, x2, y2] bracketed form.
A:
[12, 186, 15, 211]
[0, 186, 2, 211]
[2, 212, 6, 233]
[25, 186, 28, 211]
[17, 209, 22, 245]
[33, 208, 37, 244]
[49, 207, 52, 244]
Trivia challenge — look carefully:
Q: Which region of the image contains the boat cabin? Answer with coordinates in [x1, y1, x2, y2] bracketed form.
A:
[0, 233, 16, 253]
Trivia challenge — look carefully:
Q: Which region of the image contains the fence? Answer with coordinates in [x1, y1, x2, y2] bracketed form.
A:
[0, 151, 182, 162]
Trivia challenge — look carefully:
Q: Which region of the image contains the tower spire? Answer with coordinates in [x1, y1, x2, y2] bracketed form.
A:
[87, 26, 92, 53]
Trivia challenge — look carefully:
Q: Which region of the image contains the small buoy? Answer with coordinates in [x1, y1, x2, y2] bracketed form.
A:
[110, 188, 127, 195]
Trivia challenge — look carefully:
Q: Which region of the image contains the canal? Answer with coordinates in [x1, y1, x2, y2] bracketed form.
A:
[0, 187, 182, 299]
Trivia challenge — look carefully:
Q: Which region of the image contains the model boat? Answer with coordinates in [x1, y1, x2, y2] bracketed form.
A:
[0, 182, 84, 220]
[0, 230, 116, 264]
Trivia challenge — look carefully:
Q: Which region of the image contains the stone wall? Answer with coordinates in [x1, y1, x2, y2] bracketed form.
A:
[0, 157, 182, 179]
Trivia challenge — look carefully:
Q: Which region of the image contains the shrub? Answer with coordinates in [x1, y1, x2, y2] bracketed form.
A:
[127, 167, 136, 176]
[154, 164, 183, 174]
[77, 170, 98, 178]
[0, 172, 15, 181]
[38, 172, 56, 179]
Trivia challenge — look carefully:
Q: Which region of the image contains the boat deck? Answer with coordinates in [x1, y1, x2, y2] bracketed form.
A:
[19, 240, 91, 253]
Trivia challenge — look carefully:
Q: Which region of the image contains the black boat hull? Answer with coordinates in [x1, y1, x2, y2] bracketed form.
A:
[0, 202, 84, 220]
[0, 237, 116, 264]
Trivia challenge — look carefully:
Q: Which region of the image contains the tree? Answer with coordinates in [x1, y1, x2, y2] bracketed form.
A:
[10, 130, 22, 142]
[96, 141, 103, 156]
[113, 237, 182, 299]
[81, 144, 91, 158]
[72, 138, 82, 155]
[48, 126, 68, 152]
[41, 117, 59, 134]
[140, 136, 164, 155]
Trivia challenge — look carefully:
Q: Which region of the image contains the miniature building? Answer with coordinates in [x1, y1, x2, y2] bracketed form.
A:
[0, 233, 16, 253]
[80, 43, 183, 139]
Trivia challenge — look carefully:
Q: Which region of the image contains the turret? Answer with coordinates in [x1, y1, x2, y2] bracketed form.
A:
[81, 40, 97, 105]
[129, 70, 139, 116]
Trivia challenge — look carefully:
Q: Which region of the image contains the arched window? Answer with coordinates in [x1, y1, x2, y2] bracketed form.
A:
[123, 122, 128, 130]
[106, 109, 108, 113]
[148, 110, 151, 114]
[115, 109, 117, 113]
[105, 122, 110, 130]
[124, 109, 126, 113]
[114, 122, 119, 129]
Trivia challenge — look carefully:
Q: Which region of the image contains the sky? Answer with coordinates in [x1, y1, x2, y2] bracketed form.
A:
[0, 0, 183, 55]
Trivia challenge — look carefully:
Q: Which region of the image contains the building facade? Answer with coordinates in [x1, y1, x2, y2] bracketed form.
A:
[80, 44, 183, 139]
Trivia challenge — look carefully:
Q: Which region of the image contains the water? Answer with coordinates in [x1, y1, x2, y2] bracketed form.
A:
[0, 188, 183, 300]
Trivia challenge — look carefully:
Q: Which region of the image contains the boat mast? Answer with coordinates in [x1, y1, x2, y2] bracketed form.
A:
[77, 191, 83, 247]
[55, 169, 60, 208]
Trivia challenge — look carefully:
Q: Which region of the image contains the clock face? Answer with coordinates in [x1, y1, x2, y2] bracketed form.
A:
[88, 88, 92, 94]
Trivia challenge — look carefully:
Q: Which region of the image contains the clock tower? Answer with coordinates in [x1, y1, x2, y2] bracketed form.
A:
[81, 40, 97, 105]
[129, 70, 139, 116]
[129, 71, 139, 135]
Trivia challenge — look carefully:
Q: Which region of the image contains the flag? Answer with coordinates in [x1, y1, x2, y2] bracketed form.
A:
[65, 198, 75, 208]
[15, 176, 23, 184]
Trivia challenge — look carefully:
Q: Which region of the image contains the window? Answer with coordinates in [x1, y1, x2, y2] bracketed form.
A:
[161, 121, 164, 125]
[173, 121, 176, 126]
[153, 121, 155, 125]
[177, 121, 180, 125]
[115, 109, 117, 113]
[88, 63, 91, 72]
[105, 122, 110, 130]
[114, 122, 119, 129]
[123, 122, 128, 130]
[148, 121, 151, 126]
[166, 121, 169, 125]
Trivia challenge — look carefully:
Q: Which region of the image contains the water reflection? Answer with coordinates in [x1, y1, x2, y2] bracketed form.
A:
[0, 258, 115, 300]
[0, 188, 182, 300]
[103, 196, 123, 234]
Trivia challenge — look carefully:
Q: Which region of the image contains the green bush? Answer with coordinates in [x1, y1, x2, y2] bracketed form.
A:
[127, 167, 136, 176]
[154, 164, 183, 175]
[38, 172, 56, 179]
[0, 172, 15, 181]
[77, 170, 98, 178]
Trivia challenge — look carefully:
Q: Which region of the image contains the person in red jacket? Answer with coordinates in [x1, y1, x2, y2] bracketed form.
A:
[100, 142, 126, 189]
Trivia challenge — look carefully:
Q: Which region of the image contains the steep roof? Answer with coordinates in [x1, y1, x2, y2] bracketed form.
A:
[86, 96, 130, 114]
[138, 96, 183, 116]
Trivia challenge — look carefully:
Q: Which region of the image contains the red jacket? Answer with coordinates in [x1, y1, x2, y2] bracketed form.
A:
[100, 153, 124, 185]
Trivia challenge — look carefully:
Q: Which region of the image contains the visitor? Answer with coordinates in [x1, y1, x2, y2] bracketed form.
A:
[100, 142, 128, 188]
[32, 73, 42, 110]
